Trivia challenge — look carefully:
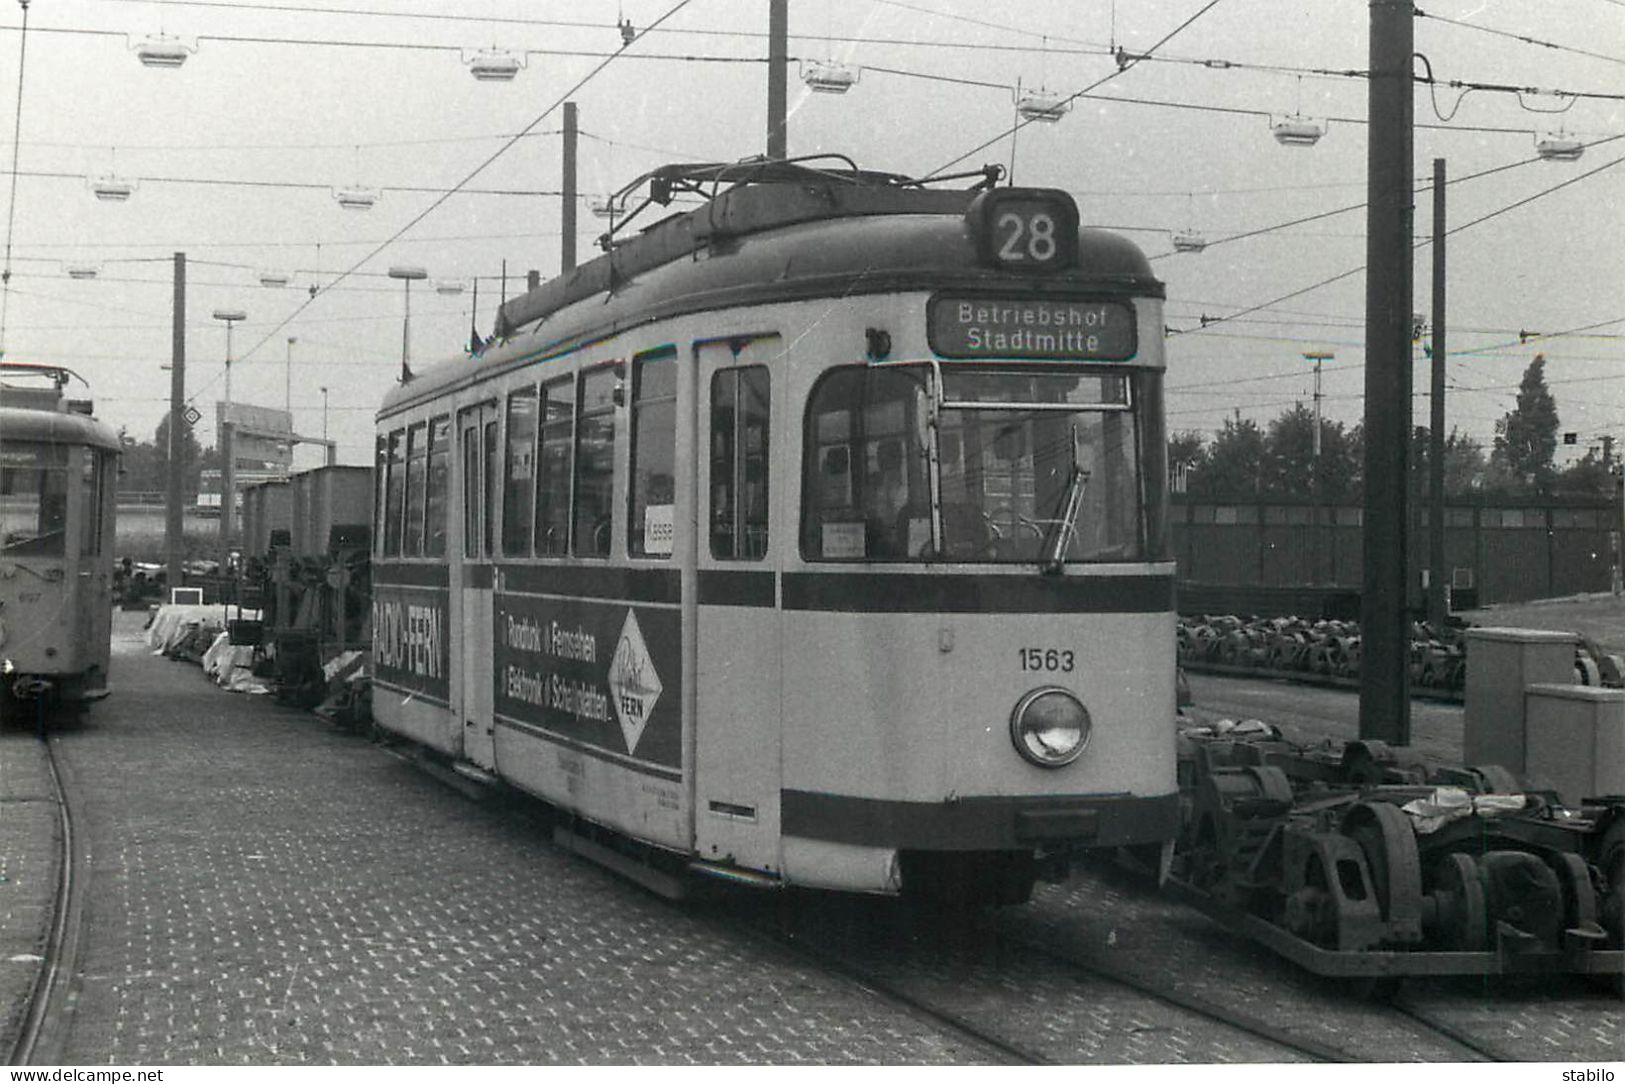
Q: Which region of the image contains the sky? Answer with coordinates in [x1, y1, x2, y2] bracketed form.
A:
[0, 0, 1620, 473]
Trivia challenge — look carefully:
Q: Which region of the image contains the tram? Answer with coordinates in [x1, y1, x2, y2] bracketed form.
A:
[372, 158, 1179, 901]
[0, 363, 119, 723]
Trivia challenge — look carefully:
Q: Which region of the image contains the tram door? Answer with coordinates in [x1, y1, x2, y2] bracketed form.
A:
[693, 337, 782, 873]
[457, 402, 500, 771]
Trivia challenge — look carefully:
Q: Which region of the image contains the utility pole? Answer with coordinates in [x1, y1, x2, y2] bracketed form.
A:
[562, 101, 578, 273]
[165, 252, 186, 592]
[1361, 0, 1414, 744]
[1427, 158, 1448, 628]
[1305, 351, 1333, 582]
[767, 0, 788, 158]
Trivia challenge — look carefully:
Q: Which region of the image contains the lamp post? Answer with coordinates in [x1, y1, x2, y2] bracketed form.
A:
[284, 336, 296, 414]
[320, 385, 328, 445]
[1304, 351, 1333, 582]
[212, 308, 246, 571]
[388, 265, 427, 383]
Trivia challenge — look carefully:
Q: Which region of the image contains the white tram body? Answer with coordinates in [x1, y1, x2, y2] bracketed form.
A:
[0, 364, 119, 717]
[372, 164, 1178, 898]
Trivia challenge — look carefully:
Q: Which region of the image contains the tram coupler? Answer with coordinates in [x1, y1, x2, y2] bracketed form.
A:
[1172, 721, 1625, 980]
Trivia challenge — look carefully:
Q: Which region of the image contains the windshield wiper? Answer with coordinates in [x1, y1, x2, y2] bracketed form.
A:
[1041, 425, 1089, 575]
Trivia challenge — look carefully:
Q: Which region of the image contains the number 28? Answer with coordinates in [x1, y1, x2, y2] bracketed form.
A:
[996, 211, 1058, 263]
[1019, 647, 1074, 672]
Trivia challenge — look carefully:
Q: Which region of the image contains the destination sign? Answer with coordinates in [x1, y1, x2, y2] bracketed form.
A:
[928, 296, 1137, 361]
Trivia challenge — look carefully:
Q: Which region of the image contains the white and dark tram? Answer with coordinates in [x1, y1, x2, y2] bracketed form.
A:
[372, 159, 1179, 901]
[0, 363, 118, 723]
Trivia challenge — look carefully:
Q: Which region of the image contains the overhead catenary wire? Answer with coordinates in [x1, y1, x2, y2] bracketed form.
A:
[924, 0, 1232, 178]
[192, 0, 700, 407]
[1415, 7, 1625, 69]
[0, 0, 31, 355]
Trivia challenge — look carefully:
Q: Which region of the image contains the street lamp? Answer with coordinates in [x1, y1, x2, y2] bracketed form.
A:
[213, 308, 246, 568]
[285, 336, 296, 414]
[388, 265, 427, 383]
[320, 385, 329, 444]
[1304, 351, 1334, 583]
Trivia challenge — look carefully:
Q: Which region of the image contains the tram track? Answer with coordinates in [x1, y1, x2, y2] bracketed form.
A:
[721, 858, 1528, 1065]
[6, 734, 86, 1067]
[727, 892, 1342, 1065]
[751, 916, 1052, 1066]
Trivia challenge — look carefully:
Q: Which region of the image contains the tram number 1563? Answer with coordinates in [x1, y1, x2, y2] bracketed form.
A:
[1018, 647, 1075, 673]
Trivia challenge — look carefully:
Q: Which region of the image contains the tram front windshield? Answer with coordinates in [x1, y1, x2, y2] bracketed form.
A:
[802, 364, 1164, 564]
[0, 442, 69, 556]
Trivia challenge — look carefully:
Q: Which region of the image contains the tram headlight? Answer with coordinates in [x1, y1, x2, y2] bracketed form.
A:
[1009, 686, 1091, 767]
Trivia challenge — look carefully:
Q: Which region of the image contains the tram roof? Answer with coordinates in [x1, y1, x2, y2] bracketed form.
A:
[0, 405, 122, 451]
[382, 163, 1162, 418]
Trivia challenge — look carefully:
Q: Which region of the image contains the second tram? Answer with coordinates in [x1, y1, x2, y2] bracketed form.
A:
[371, 160, 1179, 901]
[0, 363, 119, 723]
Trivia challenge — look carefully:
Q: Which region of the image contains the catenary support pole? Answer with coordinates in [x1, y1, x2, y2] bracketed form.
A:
[767, 0, 787, 158]
[165, 252, 185, 591]
[1360, 0, 1414, 744]
[1428, 158, 1448, 628]
[562, 101, 578, 273]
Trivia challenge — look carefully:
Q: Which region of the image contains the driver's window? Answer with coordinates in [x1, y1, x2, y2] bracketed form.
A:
[800, 366, 929, 561]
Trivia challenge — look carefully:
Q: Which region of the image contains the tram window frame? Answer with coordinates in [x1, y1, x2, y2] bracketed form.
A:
[800, 366, 931, 562]
[374, 435, 388, 557]
[79, 449, 106, 557]
[484, 417, 500, 556]
[572, 365, 619, 558]
[424, 415, 451, 557]
[503, 385, 539, 556]
[628, 349, 678, 559]
[382, 428, 406, 557]
[462, 423, 480, 559]
[0, 443, 69, 557]
[534, 375, 574, 557]
[710, 366, 771, 560]
[403, 421, 429, 557]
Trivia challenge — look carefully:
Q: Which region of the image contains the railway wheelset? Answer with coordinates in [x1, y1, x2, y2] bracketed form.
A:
[1174, 724, 1625, 982]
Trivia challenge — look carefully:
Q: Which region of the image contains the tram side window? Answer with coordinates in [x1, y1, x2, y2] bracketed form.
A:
[80, 450, 106, 556]
[403, 421, 428, 557]
[503, 386, 538, 556]
[0, 443, 68, 556]
[534, 377, 574, 556]
[462, 424, 480, 559]
[424, 415, 451, 557]
[629, 350, 677, 558]
[573, 366, 617, 557]
[383, 429, 406, 557]
[710, 366, 770, 559]
[801, 367, 930, 561]
[374, 436, 388, 557]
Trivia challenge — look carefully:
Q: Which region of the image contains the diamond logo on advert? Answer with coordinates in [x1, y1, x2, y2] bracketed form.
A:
[608, 609, 662, 755]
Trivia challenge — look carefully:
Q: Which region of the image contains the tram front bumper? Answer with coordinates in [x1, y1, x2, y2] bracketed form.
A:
[781, 789, 1180, 851]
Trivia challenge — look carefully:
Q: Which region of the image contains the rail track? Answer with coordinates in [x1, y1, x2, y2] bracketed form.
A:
[719, 861, 1569, 1065]
[5, 734, 87, 1067]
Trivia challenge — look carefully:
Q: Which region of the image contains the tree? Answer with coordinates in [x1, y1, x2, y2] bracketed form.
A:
[1167, 430, 1207, 491]
[153, 412, 206, 495]
[1554, 446, 1618, 499]
[1490, 353, 1560, 494]
[1188, 416, 1266, 497]
[1411, 425, 1488, 497]
[1261, 403, 1362, 502]
[117, 428, 162, 492]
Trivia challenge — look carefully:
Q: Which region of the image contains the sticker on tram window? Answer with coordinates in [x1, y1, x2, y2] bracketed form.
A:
[928, 295, 1137, 361]
[967, 188, 1079, 272]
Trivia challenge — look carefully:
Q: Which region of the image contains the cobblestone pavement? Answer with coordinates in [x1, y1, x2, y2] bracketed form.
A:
[50, 615, 983, 1065]
[0, 729, 58, 1056]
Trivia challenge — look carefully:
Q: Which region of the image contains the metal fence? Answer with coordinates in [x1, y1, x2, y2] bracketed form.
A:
[1170, 495, 1621, 608]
